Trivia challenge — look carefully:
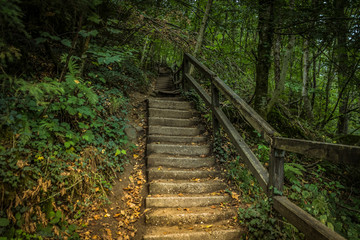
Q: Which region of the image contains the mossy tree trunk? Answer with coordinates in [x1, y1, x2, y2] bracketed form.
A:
[254, 0, 274, 118]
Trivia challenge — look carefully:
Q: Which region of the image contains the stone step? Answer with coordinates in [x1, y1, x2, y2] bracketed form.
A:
[148, 135, 207, 144]
[149, 126, 201, 136]
[149, 108, 197, 119]
[146, 207, 237, 226]
[153, 97, 185, 101]
[149, 99, 193, 110]
[146, 194, 231, 208]
[148, 117, 198, 127]
[147, 168, 218, 181]
[147, 154, 215, 168]
[143, 225, 243, 240]
[147, 143, 210, 156]
[149, 180, 227, 194]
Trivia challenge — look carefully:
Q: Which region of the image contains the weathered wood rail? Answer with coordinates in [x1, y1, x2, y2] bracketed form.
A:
[173, 53, 360, 240]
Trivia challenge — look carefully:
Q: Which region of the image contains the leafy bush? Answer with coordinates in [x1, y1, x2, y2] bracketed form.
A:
[0, 55, 135, 238]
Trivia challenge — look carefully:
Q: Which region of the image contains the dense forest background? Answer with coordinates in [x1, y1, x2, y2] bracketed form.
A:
[0, 0, 359, 239]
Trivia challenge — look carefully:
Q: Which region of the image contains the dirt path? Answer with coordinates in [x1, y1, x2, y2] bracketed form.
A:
[76, 91, 149, 240]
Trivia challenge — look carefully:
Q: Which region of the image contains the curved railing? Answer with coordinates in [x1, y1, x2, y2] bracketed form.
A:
[175, 52, 360, 240]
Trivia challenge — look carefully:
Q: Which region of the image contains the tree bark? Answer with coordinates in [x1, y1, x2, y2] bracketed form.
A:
[266, 34, 295, 115]
[321, 48, 334, 128]
[302, 39, 314, 120]
[335, 0, 349, 134]
[254, 0, 274, 118]
[274, 34, 281, 90]
[311, 52, 317, 109]
[189, 0, 213, 75]
[140, 36, 149, 66]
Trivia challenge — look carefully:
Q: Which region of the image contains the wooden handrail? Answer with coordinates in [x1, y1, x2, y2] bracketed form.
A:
[273, 137, 360, 167]
[273, 196, 346, 240]
[182, 53, 360, 166]
[185, 73, 269, 191]
[185, 53, 279, 142]
[185, 73, 211, 105]
[184, 53, 217, 78]
[176, 52, 354, 240]
[212, 76, 280, 143]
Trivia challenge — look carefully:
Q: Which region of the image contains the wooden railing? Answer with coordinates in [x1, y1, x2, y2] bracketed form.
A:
[174, 53, 360, 240]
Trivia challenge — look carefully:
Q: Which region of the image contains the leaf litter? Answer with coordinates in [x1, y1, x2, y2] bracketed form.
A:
[77, 92, 149, 240]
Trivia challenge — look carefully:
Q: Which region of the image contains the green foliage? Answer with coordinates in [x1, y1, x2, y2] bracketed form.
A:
[284, 163, 305, 183]
[238, 199, 287, 240]
[224, 155, 302, 239]
[0, 1, 150, 236]
[285, 162, 360, 240]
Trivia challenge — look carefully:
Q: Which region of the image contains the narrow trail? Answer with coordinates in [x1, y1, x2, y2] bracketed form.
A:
[143, 68, 244, 239]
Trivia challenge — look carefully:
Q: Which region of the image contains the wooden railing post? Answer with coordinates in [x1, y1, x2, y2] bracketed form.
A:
[268, 147, 285, 196]
[211, 81, 220, 139]
[182, 57, 190, 92]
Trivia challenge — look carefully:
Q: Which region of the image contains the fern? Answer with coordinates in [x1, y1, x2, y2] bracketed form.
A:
[284, 163, 306, 183]
[17, 77, 64, 103]
[77, 84, 98, 105]
[68, 56, 80, 77]
[65, 56, 98, 105]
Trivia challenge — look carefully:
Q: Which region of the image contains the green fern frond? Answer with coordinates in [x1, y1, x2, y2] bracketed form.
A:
[77, 84, 98, 105]
[17, 77, 64, 102]
[284, 163, 305, 182]
[68, 56, 80, 77]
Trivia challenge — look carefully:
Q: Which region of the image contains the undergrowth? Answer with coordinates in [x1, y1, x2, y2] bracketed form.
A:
[0, 7, 152, 237]
[185, 89, 359, 239]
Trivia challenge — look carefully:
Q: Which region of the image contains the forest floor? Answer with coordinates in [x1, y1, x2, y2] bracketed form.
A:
[76, 91, 150, 240]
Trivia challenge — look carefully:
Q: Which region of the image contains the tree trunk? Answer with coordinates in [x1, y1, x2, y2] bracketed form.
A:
[189, 0, 213, 75]
[266, 34, 295, 115]
[321, 49, 334, 128]
[274, 34, 281, 90]
[254, 0, 275, 118]
[140, 36, 149, 66]
[311, 52, 317, 108]
[335, 0, 349, 134]
[302, 39, 314, 120]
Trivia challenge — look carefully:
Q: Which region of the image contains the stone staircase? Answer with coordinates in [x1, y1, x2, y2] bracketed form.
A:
[143, 71, 244, 239]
